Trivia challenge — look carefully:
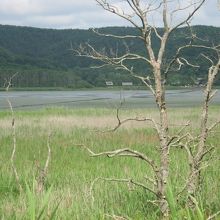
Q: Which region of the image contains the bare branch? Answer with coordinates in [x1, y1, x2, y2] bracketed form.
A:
[144, 175, 157, 186]
[170, 0, 206, 33]
[168, 133, 191, 148]
[74, 42, 158, 96]
[92, 28, 142, 40]
[108, 112, 160, 133]
[104, 213, 129, 220]
[176, 159, 208, 198]
[44, 133, 52, 176]
[76, 144, 158, 173]
[199, 146, 215, 162]
[90, 177, 157, 203]
[164, 44, 220, 78]
[74, 43, 152, 65]
[5, 73, 23, 193]
[95, 0, 141, 30]
[162, 0, 169, 31]
[207, 211, 220, 220]
[179, 57, 200, 68]
[208, 119, 220, 133]
[167, 121, 191, 146]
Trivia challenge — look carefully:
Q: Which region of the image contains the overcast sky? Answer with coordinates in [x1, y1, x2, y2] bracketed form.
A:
[0, 0, 219, 29]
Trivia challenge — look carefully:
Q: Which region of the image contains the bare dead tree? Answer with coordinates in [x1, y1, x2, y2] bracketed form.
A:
[174, 49, 220, 207]
[73, 0, 220, 217]
[4, 75, 52, 195]
[4, 73, 23, 193]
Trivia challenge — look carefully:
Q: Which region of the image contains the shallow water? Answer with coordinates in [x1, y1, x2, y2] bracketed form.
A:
[0, 89, 220, 110]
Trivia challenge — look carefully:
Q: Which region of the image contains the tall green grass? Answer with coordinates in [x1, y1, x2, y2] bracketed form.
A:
[0, 107, 219, 219]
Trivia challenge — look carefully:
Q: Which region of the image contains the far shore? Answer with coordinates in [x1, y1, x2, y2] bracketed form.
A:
[1, 85, 219, 92]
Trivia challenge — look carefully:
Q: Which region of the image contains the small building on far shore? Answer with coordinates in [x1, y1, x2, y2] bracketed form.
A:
[122, 82, 133, 86]
[105, 81, 114, 86]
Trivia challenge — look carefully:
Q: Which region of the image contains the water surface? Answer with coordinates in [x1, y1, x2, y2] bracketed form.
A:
[0, 89, 220, 110]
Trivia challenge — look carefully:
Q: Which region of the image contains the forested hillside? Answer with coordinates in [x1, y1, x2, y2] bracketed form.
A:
[0, 24, 219, 88]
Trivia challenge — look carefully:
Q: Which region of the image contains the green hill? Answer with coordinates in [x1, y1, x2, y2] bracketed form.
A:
[0, 24, 219, 88]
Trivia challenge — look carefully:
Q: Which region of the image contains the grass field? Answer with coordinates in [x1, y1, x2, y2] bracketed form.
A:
[0, 107, 219, 219]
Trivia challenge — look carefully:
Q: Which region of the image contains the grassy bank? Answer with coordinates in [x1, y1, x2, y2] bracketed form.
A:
[0, 107, 219, 219]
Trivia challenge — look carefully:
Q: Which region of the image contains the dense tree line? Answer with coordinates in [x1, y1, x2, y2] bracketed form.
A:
[0, 24, 219, 88]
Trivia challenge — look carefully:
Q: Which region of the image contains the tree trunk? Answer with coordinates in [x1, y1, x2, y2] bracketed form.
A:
[186, 162, 201, 208]
[186, 59, 220, 207]
[154, 67, 169, 217]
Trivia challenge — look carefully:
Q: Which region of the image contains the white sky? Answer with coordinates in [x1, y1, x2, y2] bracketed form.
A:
[0, 0, 219, 29]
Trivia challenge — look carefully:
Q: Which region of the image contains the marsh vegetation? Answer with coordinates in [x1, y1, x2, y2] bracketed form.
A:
[0, 107, 219, 219]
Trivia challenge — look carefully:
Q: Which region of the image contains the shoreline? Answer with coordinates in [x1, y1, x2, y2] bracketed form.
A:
[1, 85, 219, 92]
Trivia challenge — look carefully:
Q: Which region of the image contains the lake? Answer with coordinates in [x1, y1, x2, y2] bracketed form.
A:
[0, 89, 220, 110]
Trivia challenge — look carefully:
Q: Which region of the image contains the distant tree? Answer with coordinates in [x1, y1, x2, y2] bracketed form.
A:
[0, 24, 220, 88]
